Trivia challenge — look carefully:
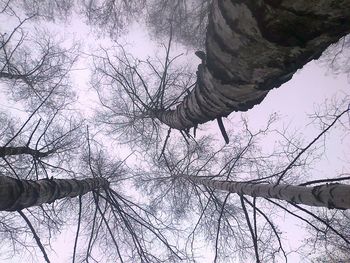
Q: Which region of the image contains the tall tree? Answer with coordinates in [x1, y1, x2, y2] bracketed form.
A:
[0, 10, 184, 262]
[181, 175, 350, 209]
[0, 122, 185, 262]
[136, 99, 350, 262]
[156, 0, 350, 130]
[0, 175, 109, 211]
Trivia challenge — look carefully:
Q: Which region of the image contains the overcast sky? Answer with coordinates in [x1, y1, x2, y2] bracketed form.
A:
[1, 6, 349, 263]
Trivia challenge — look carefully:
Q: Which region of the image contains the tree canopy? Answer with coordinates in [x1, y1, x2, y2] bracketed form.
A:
[1, 1, 350, 262]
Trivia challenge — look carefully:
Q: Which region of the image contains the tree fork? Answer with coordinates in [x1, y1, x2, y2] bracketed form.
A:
[186, 176, 350, 209]
[0, 175, 109, 211]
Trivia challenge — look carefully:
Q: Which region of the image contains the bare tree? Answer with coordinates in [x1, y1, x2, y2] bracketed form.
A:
[317, 34, 350, 79]
[0, 0, 73, 20]
[0, 125, 186, 262]
[1, 1, 350, 262]
[0, 13, 78, 112]
[9, 0, 350, 134]
[134, 99, 350, 262]
[91, 1, 350, 146]
[0, 103, 185, 262]
[2, 0, 209, 48]
[0, 175, 109, 211]
[79, 0, 146, 38]
[92, 39, 196, 148]
[182, 175, 350, 209]
[147, 0, 210, 48]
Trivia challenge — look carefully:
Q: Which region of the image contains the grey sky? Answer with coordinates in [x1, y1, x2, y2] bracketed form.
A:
[1, 3, 349, 263]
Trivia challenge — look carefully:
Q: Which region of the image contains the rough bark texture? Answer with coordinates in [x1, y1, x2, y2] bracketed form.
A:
[0, 175, 109, 211]
[187, 176, 350, 209]
[157, 0, 350, 129]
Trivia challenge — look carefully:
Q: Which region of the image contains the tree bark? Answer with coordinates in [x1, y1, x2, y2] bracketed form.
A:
[186, 176, 350, 209]
[0, 175, 109, 211]
[157, 0, 350, 130]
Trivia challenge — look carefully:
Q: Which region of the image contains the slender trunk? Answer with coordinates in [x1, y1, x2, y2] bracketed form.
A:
[0, 146, 53, 158]
[157, 0, 350, 130]
[0, 72, 27, 80]
[186, 176, 350, 209]
[0, 175, 109, 211]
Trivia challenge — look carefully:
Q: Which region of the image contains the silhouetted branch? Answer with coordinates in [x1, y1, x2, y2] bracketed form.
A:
[18, 210, 50, 263]
[217, 117, 229, 144]
[299, 175, 350, 186]
[159, 128, 171, 160]
[289, 203, 350, 245]
[240, 196, 260, 263]
[277, 107, 350, 184]
[243, 197, 287, 262]
[72, 195, 82, 263]
[213, 193, 230, 263]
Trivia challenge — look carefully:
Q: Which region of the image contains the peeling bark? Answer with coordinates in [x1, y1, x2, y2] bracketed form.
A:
[186, 176, 350, 209]
[157, 0, 350, 129]
[0, 175, 109, 211]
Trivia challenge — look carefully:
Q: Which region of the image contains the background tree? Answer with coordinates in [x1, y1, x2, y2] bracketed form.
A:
[1, 0, 209, 48]
[0, 13, 78, 112]
[0, 8, 185, 262]
[0, 109, 186, 262]
[318, 34, 350, 79]
[147, 0, 210, 48]
[135, 99, 350, 262]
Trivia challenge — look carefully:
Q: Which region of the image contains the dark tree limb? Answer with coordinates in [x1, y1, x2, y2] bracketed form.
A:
[240, 196, 260, 263]
[159, 128, 171, 160]
[93, 192, 125, 263]
[213, 193, 230, 263]
[217, 117, 229, 144]
[18, 210, 50, 263]
[243, 197, 287, 262]
[72, 195, 82, 263]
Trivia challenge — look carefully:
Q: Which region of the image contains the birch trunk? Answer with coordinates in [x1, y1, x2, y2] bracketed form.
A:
[157, 0, 350, 129]
[0, 175, 109, 211]
[186, 176, 350, 209]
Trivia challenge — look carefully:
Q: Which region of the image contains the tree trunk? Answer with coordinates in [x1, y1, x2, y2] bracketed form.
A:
[0, 146, 53, 158]
[186, 176, 350, 209]
[0, 175, 109, 211]
[157, 0, 350, 130]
